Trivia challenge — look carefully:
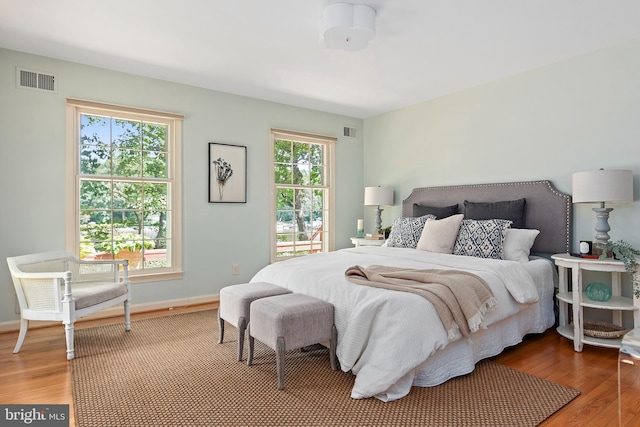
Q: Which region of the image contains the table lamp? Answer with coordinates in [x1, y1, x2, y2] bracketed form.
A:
[572, 169, 633, 250]
[364, 186, 393, 234]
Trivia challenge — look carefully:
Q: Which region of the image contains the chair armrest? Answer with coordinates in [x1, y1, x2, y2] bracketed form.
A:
[76, 259, 128, 267]
[9, 270, 68, 280]
[70, 258, 129, 283]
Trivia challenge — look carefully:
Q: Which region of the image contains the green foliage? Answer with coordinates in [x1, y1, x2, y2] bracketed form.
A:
[274, 139, 325, 242]
[79, 222, 111, 257]
[78, 114, 169, 261]
[79, 242, 97, 259]
[99, 233, 155, 255]
[80, 220, 154, 257]
[599, 240, 640, 298]
[82, 222, 111, 241]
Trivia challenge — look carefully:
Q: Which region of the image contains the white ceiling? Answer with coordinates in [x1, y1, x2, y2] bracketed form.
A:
[2, 0, 640, 118]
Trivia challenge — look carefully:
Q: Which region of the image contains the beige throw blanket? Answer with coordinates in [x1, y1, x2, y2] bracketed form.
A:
[345, 265, 497, 340]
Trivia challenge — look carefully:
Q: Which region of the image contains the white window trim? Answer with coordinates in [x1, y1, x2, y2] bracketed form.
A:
[66, 98, 184, 282]
[269, 128, 336, 263]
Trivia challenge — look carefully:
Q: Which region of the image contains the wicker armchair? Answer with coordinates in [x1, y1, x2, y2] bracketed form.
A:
[7, 250, 131, 360]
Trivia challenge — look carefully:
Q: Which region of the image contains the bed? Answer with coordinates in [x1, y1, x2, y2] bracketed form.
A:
[251, 180, 572, 401]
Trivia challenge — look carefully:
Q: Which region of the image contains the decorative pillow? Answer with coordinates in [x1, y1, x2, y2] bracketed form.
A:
[453, 219, 512, 259]
[503, 229, 540, 262]
[412, 203, 459, 219]
[417, 214, 464, 254]
[463, 198, 526, 229]
[386, 215, 436, 249]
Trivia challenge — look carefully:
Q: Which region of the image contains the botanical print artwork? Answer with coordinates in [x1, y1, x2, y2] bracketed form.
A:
[208, 143, 246, 203]
[212, 157, 233, 201]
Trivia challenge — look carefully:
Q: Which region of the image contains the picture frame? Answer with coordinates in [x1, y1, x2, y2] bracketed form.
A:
[208, 143, 247, 203]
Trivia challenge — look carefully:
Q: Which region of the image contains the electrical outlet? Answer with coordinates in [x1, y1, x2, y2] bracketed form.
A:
[232, 264, 240, 275]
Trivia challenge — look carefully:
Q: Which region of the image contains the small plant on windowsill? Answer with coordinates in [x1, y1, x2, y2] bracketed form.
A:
[599, 240, 640, 298]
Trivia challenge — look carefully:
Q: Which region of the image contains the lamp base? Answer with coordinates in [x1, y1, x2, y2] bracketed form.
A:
[593, 206, 613, 245]
[375, 206, 384, 234]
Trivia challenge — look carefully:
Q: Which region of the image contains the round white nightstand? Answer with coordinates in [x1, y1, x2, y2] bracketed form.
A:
[350, 237, 385, 247]
[552, 253, 639, 352]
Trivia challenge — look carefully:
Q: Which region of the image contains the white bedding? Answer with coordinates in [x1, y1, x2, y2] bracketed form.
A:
[251, 246, 556, 401]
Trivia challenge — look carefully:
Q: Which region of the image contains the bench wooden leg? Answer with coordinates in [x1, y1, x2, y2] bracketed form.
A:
[330, 324, 337, 371]
[237, 317, 246, 361]
[276, 336, 285, 390]
[247, 325, 254, 366]
[217, 310, 224, 344]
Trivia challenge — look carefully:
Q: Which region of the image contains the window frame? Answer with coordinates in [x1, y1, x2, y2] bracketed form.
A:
[270, 128, 336, 263]
[66, 98, 183, 282]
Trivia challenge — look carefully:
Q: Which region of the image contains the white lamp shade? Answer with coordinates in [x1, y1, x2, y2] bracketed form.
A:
[572, 169, 634, 203]
[364, 186, 393, 206]
[321, 3, 376, 51]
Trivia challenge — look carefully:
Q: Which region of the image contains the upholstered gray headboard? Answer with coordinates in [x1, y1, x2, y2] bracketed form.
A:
[402, 180, 572, 255]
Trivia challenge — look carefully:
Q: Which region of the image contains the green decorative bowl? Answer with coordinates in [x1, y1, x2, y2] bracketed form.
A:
[585, 282, 612, 302]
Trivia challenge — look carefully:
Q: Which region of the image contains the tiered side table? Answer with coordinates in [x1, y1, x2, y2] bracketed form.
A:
[552, 253, 639, 352]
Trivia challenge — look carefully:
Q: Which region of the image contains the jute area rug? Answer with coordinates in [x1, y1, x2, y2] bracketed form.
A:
[72, 310, 579, 427]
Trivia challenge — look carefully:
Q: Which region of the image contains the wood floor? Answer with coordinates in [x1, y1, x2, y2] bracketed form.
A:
[0, 303, 634, 427]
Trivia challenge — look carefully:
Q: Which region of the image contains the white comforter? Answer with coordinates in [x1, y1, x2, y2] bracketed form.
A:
[251, 246, 545, 401]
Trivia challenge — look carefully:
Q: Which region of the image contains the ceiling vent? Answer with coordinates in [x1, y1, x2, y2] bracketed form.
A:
[16, 67, 57, 93]
[343, 126, 357, 138]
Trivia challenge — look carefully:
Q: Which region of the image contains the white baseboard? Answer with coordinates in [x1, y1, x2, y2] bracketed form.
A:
[0, 294, 220, 334]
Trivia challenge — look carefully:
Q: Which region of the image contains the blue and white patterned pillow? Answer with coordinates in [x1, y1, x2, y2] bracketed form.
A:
[453, 219, 512, 259]
[387, 215, 436, 249]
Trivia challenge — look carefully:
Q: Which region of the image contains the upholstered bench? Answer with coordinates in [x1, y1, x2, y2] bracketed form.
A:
[218, 282, 291, 361]
[247, 293, 337, 390]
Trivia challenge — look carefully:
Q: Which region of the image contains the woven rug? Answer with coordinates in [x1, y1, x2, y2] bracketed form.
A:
[72, 310, 579, 427]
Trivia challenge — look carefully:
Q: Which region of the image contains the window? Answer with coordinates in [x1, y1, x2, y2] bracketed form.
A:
[270, 129, 335, 262]
[66, 99, 183, 281]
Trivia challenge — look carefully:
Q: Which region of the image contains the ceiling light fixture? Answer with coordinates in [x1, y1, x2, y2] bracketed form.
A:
[321, 3, 376, 51]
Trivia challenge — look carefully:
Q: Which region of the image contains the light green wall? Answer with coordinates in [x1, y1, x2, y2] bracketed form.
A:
[5, 37, 640, 326]
[0, 48, 364, 324]
[364, 37, 640, 254]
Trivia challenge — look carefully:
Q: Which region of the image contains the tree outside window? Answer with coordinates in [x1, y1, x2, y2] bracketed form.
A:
[68, 99, 182, 279]
[272, 130, 334, 260]
[78, 114, 169, 269]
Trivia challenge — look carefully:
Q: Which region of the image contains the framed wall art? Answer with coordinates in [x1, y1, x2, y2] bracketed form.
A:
[208, 143, 247, 203]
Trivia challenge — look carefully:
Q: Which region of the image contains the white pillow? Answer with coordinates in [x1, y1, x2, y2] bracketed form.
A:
[503, 229, 540, 262]
[417, 214, 464, 254]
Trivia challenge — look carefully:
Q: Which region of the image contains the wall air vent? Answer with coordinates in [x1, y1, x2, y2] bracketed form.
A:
[343, 126, 357, 138]
[16, 67, 57, 93]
